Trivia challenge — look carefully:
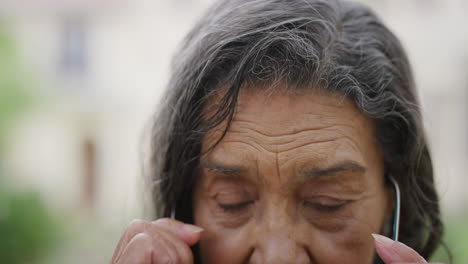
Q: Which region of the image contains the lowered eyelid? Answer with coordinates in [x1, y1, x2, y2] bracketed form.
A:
[215, 190, 251, 201]
[297, 179, 367, 196]
[206, 180, 255, 197]
[303, 197, 348, 205]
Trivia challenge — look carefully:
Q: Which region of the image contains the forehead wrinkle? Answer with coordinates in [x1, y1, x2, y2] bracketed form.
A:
[222, 126, 356, 155]
[231, 93, 366, 124]
[334, 135, 366, 157]
[219, 139, 264, 153]
[205, 102, 370, 155]
[230, 118, 337, 138]
[199, 142, 262, 180]
[206, 129, 368, 180]
[222, 137, 342, 155]
[275, 149, 282, 183]
[201, 89, 378, 181]
[229, 115, 365, 138]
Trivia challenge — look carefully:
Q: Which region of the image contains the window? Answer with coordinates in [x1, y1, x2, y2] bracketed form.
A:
[59, 17, 88, 75]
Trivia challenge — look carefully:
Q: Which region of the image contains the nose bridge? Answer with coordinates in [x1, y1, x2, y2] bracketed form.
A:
[263, 202, 293, 233]
[252, 198, 310, 264]
[257, 183, 300, 235]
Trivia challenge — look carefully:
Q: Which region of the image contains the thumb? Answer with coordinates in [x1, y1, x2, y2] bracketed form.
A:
[152, 218, 203, 246]
[373, 234, 427, 264]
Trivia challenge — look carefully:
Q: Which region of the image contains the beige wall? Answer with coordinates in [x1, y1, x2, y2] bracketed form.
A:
[2, 0, 467, 226]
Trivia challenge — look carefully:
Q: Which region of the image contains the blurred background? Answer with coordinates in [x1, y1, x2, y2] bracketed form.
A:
[0, 0, 466, 263]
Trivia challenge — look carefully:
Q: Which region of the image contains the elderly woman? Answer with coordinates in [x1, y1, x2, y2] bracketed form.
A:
[111, 0, 445, 263]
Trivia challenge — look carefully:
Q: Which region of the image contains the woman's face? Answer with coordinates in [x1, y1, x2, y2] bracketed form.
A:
[193, 89, 392, 264]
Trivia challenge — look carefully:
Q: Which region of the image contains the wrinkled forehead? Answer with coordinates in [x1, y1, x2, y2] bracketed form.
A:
[197, 86, 384, 192]
[201, 87, 374, 149]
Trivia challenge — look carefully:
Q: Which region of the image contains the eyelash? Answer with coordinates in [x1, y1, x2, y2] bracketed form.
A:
[217, 201, 253, 212]
[217, 200, 348, 213]
[303, 200, 348, 213]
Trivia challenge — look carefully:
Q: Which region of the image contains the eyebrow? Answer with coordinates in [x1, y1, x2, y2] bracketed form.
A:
[298, 160, 367, 180]
[200, 161, 248, 176]
[200, 160, 367, 180]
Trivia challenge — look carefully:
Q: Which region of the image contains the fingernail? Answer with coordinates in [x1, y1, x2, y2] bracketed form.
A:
[183, 223, 204, 233]
[372, 233, 398, 262]
[372, 233, 394, 246]
[372, 233, 428, 263]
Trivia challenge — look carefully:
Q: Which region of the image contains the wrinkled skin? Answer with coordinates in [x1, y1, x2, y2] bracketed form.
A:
[111, 89, 438, 264]
[193, 89, 392, 264]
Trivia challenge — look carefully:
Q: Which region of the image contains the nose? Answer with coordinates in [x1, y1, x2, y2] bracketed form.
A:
[249, 212, 312, 264]
[250, 234, 311, 264]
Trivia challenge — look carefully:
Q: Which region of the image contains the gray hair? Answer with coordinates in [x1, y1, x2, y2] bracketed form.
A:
[150, 0, 445, 262]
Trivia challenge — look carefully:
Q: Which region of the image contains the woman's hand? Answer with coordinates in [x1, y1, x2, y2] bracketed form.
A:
[373, 234, 443, 264]
[112, 223, 443, 264]
[111, 218, 203, 264]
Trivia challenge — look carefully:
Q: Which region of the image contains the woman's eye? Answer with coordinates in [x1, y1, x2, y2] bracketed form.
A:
[303, 199, 348, 213]
[217, 201, 253, 212]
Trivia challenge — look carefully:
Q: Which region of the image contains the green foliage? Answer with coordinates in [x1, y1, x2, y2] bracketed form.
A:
[431, 216, 468, 264]
[0, 181, 63, 264]
[0, 23, 62, 264]
[0, 26, 35, 150]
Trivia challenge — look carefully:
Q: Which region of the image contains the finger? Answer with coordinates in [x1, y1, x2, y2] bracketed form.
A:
[111, 218, 202, 264]
[112, 219, 153, 262]
[114, 226, 194, 264]
[148, 232, 180, 264]
[152, 218, 203, 246]
[373, 234, 427, 264]
[118, 233, 153, 264]
[149, 227, 195, 264]
[146, 227, 193, 264]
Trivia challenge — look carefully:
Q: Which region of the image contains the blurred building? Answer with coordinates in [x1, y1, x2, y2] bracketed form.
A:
[1, 0, 216, 224]
[0, 0, 467, 233]
[363, 0, 468, 216]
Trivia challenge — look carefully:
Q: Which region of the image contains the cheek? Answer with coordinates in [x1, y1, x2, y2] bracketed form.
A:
[193, 200, 254, 264]
[301, 193, 389, 263]
[316, 224, 376, 264]
[200, 227, 254, 264]
[314, 194, 388, 263]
